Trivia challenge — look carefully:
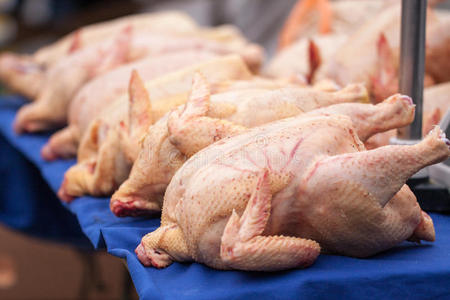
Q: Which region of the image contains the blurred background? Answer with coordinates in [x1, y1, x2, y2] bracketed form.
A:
[0, 0, 449, 299]
[0, 0, 301, 58]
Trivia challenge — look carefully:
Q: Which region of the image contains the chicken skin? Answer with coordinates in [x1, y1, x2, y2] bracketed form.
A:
[58, 55, 255, 201]
[0, 11, 199, 99]
[136, 109, 449, 271]
[13, 25, 263, 134]
[40, 50, 220, 161]
[110, 73, 415, 217]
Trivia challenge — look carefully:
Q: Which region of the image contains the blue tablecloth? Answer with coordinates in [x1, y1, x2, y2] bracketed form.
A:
[1, 96, 449, 300]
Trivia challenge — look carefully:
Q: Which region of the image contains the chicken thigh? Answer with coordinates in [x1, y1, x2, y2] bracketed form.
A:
[136, 111, 449, 271]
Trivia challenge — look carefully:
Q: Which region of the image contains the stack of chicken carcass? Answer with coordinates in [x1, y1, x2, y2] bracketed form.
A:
[1, 0, 449, 272]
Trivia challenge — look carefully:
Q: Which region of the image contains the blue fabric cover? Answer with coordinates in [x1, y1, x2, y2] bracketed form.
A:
[0, 96, 449, 299]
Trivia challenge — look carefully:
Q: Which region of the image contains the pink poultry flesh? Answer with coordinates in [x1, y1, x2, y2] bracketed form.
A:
[136, 101, 449, 271]
[0, 11, 199, 99]
[40, 50, 220, 161]
[110, 74, 417, 217]
[57, 56, 256, 202]
[12, 24, 263, 134]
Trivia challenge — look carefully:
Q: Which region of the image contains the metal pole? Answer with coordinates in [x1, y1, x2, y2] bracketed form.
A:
[397, 0, 427, 140]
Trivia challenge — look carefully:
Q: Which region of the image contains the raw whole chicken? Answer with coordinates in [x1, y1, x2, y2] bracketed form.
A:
[318, 3, 449, 100]
[57, 55, 256, 201]
[59, 75, 305, 202]
[365, 82, 450, 149]
[13, 25, 263, 134]
[41, 50, 220, 161]
[273, 1, 450, 102]
[110, 74, 415, 217]
[265, 34, 346, 83]
[136, 98, 450, 271]
[277, 0, 386, 50]
[370, 17, 450, 102]
[316, 3, 405, 87]
[13, 27, 132, 133]
[0, 11, 199, 99]
[423, 17, 450, 84]
[267, 0, 386, 81]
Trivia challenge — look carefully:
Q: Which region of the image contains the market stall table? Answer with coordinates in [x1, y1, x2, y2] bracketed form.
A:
[0, 96, 449, 300]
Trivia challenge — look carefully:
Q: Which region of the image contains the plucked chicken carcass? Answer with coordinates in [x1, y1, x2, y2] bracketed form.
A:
[13, 27, 132, 133]
[0, 11, 199, 99]
[317, 3, 449, 100]
[41, 50, 220, 161]
[266, 0, 386, 81]
[110, 74, 417, 217]
[270, 1, 450, 102]
[277, 0, 386, 50]
[136, 99, 450, 271]
[58, 55, 259, 201]
[265, 34, 347, 84]
[13, 24, 263, 134]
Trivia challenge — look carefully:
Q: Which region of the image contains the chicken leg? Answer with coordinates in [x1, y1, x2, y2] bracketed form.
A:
[293, 127, 449, 256]
[303, 126, 450, 208]
[311, 94, 415, 141]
